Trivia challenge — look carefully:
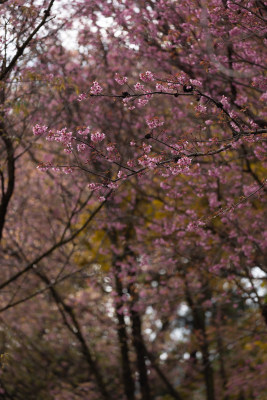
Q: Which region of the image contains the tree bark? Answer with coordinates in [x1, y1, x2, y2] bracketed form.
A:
[0, 88, 15, 241]
[145, 347, 183, 400]
[115, 273, 136, 400]
[184, 279, 215, 400]
[36, 271, 110, 400]
[130, 308, 151, 400]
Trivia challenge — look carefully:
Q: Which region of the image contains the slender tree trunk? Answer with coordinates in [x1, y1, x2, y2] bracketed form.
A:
[201, 333, 215, 400]
[261, 304, 267, 326]
[109, 222, 151, 400]
[144, 347, 183, 400]
[217, 333, 229, 400]
[130, 308, 151, 400]
[184, 280, 215, 400]
[109, 227, 136, 400]
[115, 273, 135, 400]
[214, 306, 229, 400]
[0, 88, 15, 242]
[36, 271, 110, 400]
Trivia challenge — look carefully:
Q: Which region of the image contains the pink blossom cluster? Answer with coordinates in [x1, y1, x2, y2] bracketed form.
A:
[77, 93, 87, 102]
[170, 143, 184, 153]
[230, 122, 240, 132]
[195, 104, 207, 113]
[63, 167, 73, 174]
[160, 181, 171, 190]
[190, 79, 202, 87]
[37, 162, 51, 172]
[243, 184, 260, 197]
[170, 157, 192, 175]
[90, 81, 103, 95]
[91, 131, 105, 143]
[36, 163, 74, 175]
[208, 192, 221, 208]
[88, 183, 103, 191]
[205, 120, 213, 125]
[36, 126, 76, 155]
[146, 116, 164, 129]
[138, 155, 162, 169]
[40, 128, 75, 154]
[143, 143, 152, 153]
[254, 143, 267, 161]
[127, 159, 135, 167]
[137, 98, 149, 107]
[134, 82, 145, 91]
[114, 73, 127, 85]
[54, 128, 73, 146]
[176, 73, 187, 85]
[77, 127, 90, 136]
[139, 71, 155, 82]
[107, 182, 119, 189]
[106, 150, 120, 162]
[248, 120, 259, 130]
[260, 92, 267, 102]
[45, 130, 56, 142]
[64, 144, 73, 154]
[33, 124, 48, 136]
[122, 97, 135, 110]
[144, 91, 152, 100]
[117, 170, 125, 179]
[186, 221, 205, 233]
[220, 95, 231, 111]
[155, 83, 168, 92]
[77, 143, 86, 152]
[106, 144, 115, 152]
[88, 181, 118, 192]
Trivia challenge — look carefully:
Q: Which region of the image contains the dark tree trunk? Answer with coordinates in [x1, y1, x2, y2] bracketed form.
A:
[184, 280, 215, 400]
[36, 271, 110, 400]
[145, 347, 184, 400]
[130, 308, 151, 400]
[0, 89, 15, 242]
[115, 273, 135, 400]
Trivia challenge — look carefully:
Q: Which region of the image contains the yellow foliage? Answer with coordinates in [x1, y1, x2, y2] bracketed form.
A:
[73, 210, 112, 271]
[0, 353, 10, 367]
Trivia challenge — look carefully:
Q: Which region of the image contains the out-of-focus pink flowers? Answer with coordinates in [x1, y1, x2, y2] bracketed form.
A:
[90, 81, 103, 95]
[33, 124, 48, 136]
[91, 131, 105, 143]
